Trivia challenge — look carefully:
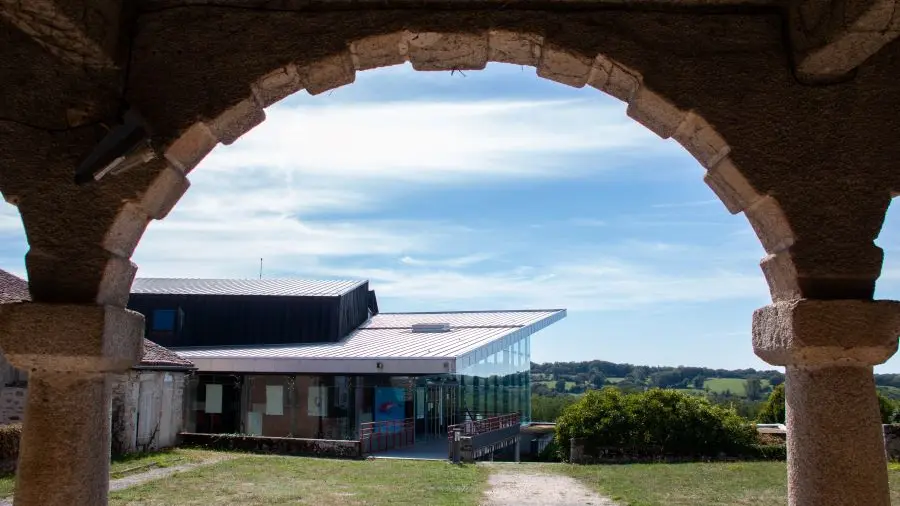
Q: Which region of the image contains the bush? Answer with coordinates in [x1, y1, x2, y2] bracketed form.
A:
[757, 384, 785, 424]
[555, 388, 758, 460]
[749, 443, 786, 460]
[0, 424, 21, 461]
[535, 438, 562, 462]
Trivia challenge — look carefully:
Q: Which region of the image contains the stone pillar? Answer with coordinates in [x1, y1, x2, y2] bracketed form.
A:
[753, 300, 900, 506]
[569, 437, 585, 464]
[0, 303, 143, 506]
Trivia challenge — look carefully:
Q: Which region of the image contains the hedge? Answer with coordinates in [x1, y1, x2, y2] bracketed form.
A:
[556, 387, 760, 460]
[0, 424, 21, 462]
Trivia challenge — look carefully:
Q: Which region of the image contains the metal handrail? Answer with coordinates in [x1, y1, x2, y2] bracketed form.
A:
[359, 418, 415, 454]
[447, 413, 521, 442]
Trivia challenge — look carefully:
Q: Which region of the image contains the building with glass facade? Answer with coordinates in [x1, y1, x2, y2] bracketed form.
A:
[127, 278, 565, 443]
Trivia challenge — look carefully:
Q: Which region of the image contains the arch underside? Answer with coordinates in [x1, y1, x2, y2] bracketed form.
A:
[2, 7, 898, 305]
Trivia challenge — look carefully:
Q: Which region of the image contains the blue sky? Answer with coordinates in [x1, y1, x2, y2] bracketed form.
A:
[2, 63, 900, 371]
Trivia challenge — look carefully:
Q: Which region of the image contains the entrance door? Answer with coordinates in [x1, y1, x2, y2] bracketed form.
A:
[418, 384, 461, 441]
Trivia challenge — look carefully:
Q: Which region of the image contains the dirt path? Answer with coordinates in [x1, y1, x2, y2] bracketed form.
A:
[482, 468, 618, 506]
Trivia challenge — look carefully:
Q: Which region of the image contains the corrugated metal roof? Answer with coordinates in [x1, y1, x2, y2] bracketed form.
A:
[362, 310, 560, 329]
[175, 309, 565, 371]
[131, 278, 365, 297]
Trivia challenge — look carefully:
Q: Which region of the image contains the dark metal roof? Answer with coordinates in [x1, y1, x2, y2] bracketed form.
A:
[131, 278, 365, 297]
[0, 269, 194, 370]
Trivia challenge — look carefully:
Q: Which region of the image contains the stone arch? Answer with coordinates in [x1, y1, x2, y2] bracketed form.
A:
[123, 29, 790, 301]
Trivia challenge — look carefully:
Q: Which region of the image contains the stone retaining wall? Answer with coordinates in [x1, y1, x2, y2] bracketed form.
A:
[179, 432, 362, 459]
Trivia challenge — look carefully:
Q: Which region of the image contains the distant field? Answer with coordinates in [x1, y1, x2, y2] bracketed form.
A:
[878, 385, 900, 400]
[538, 381, 577, 390]
[606, 377, 625, 384]
[704, 378, 748, 396]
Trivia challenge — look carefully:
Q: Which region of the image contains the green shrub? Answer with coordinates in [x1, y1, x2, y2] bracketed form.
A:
[749, 443, 786, 460]
[0, 424, 21, 461]
[757, 384, 785, 424]
[534, 438, 562, 462]
[555, 387, 758, 460]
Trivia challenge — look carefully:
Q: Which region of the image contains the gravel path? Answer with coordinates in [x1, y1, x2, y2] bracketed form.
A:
[482, 468, 618, 506]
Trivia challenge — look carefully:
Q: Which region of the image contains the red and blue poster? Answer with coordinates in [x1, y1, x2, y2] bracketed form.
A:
[374, 387, 406, 432]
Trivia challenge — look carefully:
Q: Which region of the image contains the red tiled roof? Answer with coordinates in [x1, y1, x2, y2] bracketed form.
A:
[0, 270, 30, 304]
[140, 339, 195, 369]
[0, 269, 193, 370]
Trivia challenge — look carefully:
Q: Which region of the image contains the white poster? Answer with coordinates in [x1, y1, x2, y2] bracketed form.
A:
[246, 411, 263, 436]
[205, 384, 222, 414]
[265, 385, 284, 415]
[307, 385, 328, 416]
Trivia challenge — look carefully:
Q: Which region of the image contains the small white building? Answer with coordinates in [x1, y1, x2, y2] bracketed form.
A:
[0, 269, 196, 455]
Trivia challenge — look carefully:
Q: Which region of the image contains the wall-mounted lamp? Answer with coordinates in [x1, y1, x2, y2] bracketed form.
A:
[75, 107, 156, 185]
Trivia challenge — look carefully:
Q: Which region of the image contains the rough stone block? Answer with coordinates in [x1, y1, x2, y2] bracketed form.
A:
[299, 52, 356, 95]
[745, 196, 794, 254]
[137, 165, 191, 220]
[0, 304, 144, 373]
[163, 122, 218, 174]
[408, 32, 489, 71]
[252, 64, 303, 107]
[673, 112, 731, 168]
[488, 30, 541, 66]
[752, 300, 900, 366]
[351, 32, 408, 70]
[589, 57, 641, 102]
[626, 87, 685, 139]
[537, 46, 592, 88]
[97, 255, 138, 308]
[208, 99, 265, 145]
[102, 203, 149, 258]
[702, 157, 760, 214]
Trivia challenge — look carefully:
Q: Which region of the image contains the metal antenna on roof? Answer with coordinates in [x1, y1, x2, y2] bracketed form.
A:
[259, 258, 263, 279]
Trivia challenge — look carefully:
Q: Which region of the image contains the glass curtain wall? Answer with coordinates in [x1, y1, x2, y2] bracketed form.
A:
[455, 330, 532, 423]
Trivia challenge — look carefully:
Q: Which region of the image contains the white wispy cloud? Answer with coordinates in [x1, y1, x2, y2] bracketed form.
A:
[204, 98, 673, 186]
[316, 256, 769, 312]
[400, 254, 492, 268]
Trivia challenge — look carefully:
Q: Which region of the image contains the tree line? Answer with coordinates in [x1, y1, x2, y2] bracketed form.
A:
[531, 360, 785, 389]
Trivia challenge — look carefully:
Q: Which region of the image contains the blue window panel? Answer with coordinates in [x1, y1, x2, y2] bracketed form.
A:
[152, 309, 177, 332]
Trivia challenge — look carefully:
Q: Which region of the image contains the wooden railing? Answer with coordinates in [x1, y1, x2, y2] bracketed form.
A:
[359, 418, 415, 454]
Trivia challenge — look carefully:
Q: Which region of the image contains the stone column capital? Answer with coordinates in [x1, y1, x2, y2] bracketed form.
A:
[753, 299, 900, 367]
[0, 303, 143, 373]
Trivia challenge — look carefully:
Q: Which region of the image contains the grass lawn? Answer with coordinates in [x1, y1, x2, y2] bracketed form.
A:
[703, 378, 748, 396]
[109, 456, 488, 506]
[0, 448, 220, 499]
[537, 461, 900, 506]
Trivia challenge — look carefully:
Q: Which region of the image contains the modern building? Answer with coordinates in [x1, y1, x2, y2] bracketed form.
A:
[127, 278, 565, 443]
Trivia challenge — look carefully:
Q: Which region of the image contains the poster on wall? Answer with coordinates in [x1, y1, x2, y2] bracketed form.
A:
[307, 385, 328, 417]
[205, 384, 223, 414]
[265, 385, 284, 416]
[374, 387, 406, 433]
